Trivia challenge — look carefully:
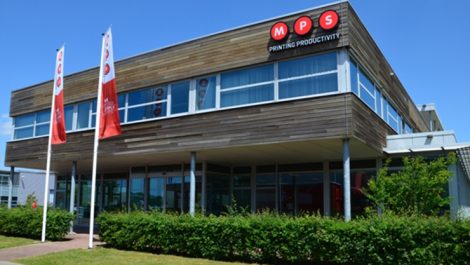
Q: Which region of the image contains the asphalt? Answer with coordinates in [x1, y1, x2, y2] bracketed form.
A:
[0, 233, 102, 262]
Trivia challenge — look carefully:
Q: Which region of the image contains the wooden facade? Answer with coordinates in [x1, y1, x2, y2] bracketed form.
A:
[6, 2, 428, 172]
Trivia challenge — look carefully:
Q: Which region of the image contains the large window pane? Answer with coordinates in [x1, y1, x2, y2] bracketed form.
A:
[130, 168, 145, 210]
[15, 114, 34, 127]
[166, 176, 182, 212]
[206, 173, 231, 215]
[127, 102, 167, 122]
[35, 124, 49, 136]
[359, 84, 375, 110]
[149, 177, 165, 210]
[77, 102, 90, 129]
[221, 84, 273, 107]
[196, 76, 216, 110]
[221, 64, 273, 89]
[256, 174, 276, 211]
[128, 87, 167, 106]
[64, 105, 73, 131]
[14, 127, 33, 139]
[279, 52, 337, 79]
[233, 173, 251, 210]
[171, 82, 189, 114]
[350, 61, 358, 95]
[279, 73, 337, 99]
[118, 94, 126, 108]
[36, 109, 50, 123]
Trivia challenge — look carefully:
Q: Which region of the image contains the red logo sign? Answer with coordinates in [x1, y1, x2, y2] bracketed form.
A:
[56, 77, 62, 87]
[104, 64, 110, 75]
[270, 22, 289, 41]
[294, 16, 313, 36]
[319, 10, 339, 30]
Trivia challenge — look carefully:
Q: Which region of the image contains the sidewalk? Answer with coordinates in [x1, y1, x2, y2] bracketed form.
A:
[0, 233, 102, 262]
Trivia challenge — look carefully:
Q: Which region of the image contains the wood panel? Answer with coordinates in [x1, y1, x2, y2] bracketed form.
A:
[346, 4, 429, 132]
[10, 2, 349, 116]
[351, 94, 394, 151]
[6, 94, 353, 171]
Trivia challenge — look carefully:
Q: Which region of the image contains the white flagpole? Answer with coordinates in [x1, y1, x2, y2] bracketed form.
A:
[41, 48, 62, 243]
[88, 34, 106, 249]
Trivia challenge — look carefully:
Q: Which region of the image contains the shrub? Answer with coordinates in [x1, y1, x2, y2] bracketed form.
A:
[97, 212, 470, 265]
[0, 206, 74, 241]
[365, 154, 456, 216]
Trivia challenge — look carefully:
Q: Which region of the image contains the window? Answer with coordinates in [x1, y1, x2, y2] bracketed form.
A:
[77, 102, 91, 129]
[221, 64, 274, 107]
[256, 173, 276, 211]
[233, 167, 252, 210]
[350, 58, 413, 134]
[279, 53, 338, 99]
[12, 52, 343, 140]
[171, 82, 189, 114]
[127, 87, 168, 122]
[196, 76, 216, 110]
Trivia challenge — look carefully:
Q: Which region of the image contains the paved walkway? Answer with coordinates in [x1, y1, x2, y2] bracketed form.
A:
[0, 233, 102, 262]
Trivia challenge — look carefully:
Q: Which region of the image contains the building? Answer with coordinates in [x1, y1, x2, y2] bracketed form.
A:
[5, 1, 470, 220]
[0, 169, 56, 207]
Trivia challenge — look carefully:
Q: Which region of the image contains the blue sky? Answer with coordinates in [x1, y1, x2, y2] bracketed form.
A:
[0, 0, 469, 170]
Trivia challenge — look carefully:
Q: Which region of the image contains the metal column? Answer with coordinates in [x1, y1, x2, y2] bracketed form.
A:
[189, 152, 196, 216]
[69, 161, 76, 232]
[7, 167, 14, 209]
[343, 139, 351, 221]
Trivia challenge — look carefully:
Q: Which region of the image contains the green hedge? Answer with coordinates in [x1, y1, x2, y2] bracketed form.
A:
[0, 206, 74, 241]
[97, 212, 470, 265]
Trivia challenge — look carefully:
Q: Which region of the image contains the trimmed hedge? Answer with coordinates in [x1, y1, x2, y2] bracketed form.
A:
[0, 206, 74, 241]
[97, 212, 470, 265]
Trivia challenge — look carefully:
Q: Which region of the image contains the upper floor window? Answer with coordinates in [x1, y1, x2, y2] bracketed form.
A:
[12, 52, 341, 140]
[279, 52, 337, 99]
[221, 64, 274, 108]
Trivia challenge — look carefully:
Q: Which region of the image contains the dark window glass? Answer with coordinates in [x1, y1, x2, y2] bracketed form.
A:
[128, 87, 167, 106]
[350, 61, 358, 95]
[171, 82, 189, 114]
[14, 127, 33, 139]
[15, 114, 34, 127]
[256, 174, 276, 211]
[64, 105, 73, 131]
[127, 102, 167, 122]
[118, 94, 126, 108]
[36, 109, 50, 123]
[35, 124, 49, 136]
[77, 102, 90, 129]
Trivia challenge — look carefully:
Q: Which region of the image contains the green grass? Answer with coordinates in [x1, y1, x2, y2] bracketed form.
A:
[0, 235, 37, 249]
[16, 247, 255, 265]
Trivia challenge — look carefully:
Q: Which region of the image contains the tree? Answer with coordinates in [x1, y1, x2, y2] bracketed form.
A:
[365, 153, 456, 216]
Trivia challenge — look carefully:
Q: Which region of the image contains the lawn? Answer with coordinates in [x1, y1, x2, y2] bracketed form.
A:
[16, 247, 255, 265]
[0, 235, 37, 249]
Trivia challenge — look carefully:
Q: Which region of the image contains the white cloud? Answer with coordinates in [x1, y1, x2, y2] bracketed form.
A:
[0, 114, 12, 136]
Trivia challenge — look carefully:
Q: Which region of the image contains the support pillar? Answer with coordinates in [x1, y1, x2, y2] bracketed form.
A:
[201, 162, 207, 214]
[7, 167, 14, 209]
[189, 152, 196, 216]
[343, 139, 351, 221]
[69, 161, 76, 233]
[323, 161, 330, 216]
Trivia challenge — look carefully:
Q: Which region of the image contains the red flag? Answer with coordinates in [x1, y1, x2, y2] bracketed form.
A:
[51, 47, 66, 144]
[99, 28, 121, 139]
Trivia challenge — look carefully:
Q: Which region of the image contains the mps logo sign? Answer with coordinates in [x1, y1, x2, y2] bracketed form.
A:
[268, 10, 340, 53]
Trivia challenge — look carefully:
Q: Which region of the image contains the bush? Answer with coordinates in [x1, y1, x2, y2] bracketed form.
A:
[0, 206, 74, 241]
[365, 154, 456, 216]
[97, 212, 470, 264]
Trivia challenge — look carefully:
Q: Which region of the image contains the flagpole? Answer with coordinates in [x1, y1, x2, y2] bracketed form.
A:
[88, 34, 106, 249]
[41, 49, 60, 243]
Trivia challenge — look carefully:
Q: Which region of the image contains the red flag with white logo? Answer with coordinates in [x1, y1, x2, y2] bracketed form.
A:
[98, 28, 121, 139]
[51, 46, 66, 144]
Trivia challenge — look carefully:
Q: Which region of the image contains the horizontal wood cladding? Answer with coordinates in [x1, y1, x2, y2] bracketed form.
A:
[346, 5, 428, 132]
[6, 94, 353, 169]
[351, 94, 394, 152]
[10, 2, 349, 117]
